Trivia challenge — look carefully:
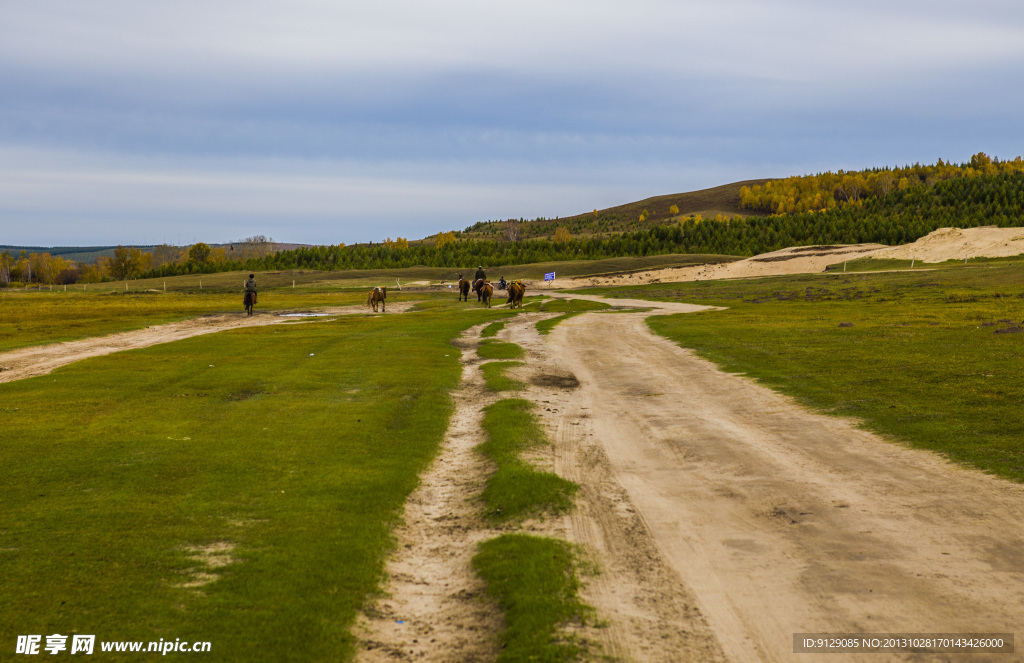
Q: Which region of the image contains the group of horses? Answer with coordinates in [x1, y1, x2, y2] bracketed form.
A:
[362, 277, 522, 313]
[458, 275, 525, 309]
[245, 278, 523, 316]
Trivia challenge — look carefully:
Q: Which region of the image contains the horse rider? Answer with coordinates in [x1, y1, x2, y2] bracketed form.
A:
[474, 265, 487, 282]
[499, 276, 507, 290]
[244, 273, 257, 304]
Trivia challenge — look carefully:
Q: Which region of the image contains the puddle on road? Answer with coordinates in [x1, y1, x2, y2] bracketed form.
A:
[277, 313, 329, 318]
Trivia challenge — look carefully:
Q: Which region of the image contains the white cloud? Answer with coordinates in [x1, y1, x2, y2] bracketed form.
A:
[3, 1, 1023, 85]
[2, 147, 726, 245]
[2, 2, 1023, 244]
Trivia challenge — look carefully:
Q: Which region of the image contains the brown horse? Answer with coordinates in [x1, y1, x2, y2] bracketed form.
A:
[366, 286, 387, 312]
[458, 275, 470, 301]
[479, 282, 494, 308]
[506, 281, 525, 309]
[473, 278, 486, 302]
[243, 291, 256, 316]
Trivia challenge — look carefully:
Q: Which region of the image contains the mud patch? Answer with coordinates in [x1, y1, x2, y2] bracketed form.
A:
[177, 542, 236, 589]
[227, 388, 265, 402]
[531, 373, 581, 389]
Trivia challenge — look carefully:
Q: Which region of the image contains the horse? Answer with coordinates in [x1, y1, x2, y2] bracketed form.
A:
[479, 282, 494, 308]
[458, 275, 470, 301]
[366, 286, 387, 312]
[473, 278, 486, 302]
[243, 290, 256, 316]
[506, 281, 525, 309]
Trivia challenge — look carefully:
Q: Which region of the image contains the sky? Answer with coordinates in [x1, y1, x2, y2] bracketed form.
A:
[2, 1, 1023, 247]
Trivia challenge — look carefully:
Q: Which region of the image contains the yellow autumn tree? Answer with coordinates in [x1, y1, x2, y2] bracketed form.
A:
[552, 226, 572, 242]
[435, 231, 457, 249]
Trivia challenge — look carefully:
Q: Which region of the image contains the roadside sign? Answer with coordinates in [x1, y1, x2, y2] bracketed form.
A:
[544, 271, 555, 281]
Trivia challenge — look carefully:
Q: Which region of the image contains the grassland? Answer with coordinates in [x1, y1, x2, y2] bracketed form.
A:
[829, 255, 1024, 274]
[481, 361, 526, 392]
[0, 259, 728, 353]
[477, 340, 526, 360]
[478, 399, 578, 523]
[480, 321, 505, 338]
[472, 534, 591, 663]
[576, 260, 1024, 481]
[0, 305, 509, 662]
[0, 288, 369, 353]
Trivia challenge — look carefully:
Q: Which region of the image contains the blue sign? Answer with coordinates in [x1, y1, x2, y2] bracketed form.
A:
[544, 271, 555, 281]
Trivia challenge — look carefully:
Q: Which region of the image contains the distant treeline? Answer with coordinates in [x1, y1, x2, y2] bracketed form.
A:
[7, 154, 1024, 287]
[131, 169, 1024, 277]
[740, 152, 1024, 214]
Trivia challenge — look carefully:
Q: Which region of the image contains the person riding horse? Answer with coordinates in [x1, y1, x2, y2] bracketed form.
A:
[244, 274, 257, 315]
[498, 276, 507, 290]
[472, 266, 488, 302]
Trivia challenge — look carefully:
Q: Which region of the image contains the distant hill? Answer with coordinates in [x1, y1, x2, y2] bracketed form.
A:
[459, 179, 771, 241]
[571, 179, 773, 222]
[0, 245, 162, 264]
[0, 243, 312, 264]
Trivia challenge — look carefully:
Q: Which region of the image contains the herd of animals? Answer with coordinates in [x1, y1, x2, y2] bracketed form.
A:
[242, 269, 524, 315]
[456, 274, 525, 309]
[362, 270, 526, 313]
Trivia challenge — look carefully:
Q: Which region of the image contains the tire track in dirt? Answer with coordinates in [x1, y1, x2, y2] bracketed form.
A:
[356, 324, 502, 663]
[504, 312, 730, 663]
[0, 303, 415, 384]
[534, 295, 1024, 662]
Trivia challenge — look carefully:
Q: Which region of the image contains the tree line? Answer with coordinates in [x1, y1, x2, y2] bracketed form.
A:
[6, 161, 1024, 286]
[1, 237, 276, 286]
[134, 169, 1024, 275]
[740, 152, 1024, 215]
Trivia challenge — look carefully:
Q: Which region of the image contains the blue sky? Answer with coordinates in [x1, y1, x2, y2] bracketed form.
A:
[2, 0, 1023, 246]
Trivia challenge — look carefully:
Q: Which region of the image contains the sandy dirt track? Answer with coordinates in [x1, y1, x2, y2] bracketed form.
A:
[534, 296, 1024, 662]
[0, 303, 414, 384]
[357, 328, 502, 662]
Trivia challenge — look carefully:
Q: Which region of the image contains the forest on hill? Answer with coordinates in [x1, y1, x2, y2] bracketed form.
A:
[459, 179, 770, 241]
[4, 154, 1023, 285]
[142, 164, 1024, 275]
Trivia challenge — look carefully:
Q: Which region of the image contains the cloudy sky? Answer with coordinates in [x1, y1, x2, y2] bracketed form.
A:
[2, 1, 1023, 246]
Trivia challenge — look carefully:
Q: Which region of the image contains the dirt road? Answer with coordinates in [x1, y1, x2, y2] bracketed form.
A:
[519, 296, 1024, 662]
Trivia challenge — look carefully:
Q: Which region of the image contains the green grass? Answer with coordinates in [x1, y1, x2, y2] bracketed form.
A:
[478, 400, 577, 522]
[0, 308, 496, 661]
[578, 260, 1024, 482]
[480, 321, 505, 338]
[535, 299, 611, 335]
[827, 255, 1024, 273]
[824, 257, 914, 272]
[482, 361, 526, 391]
[0, 288, 369, 353]
[472, 534, 591, 663]
[477, 340, 525, 360]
